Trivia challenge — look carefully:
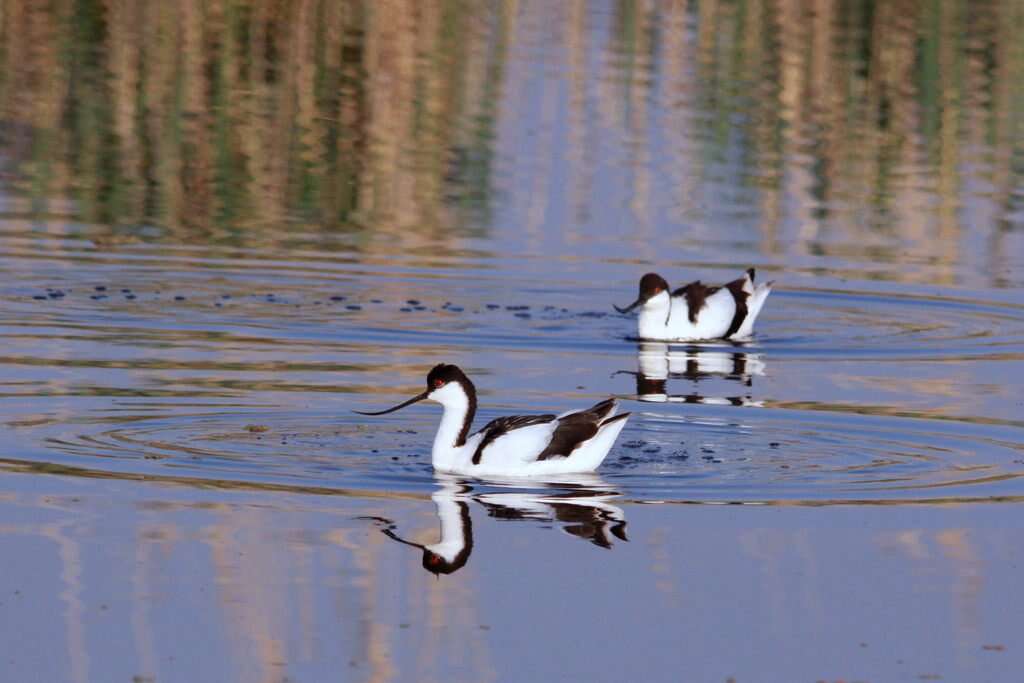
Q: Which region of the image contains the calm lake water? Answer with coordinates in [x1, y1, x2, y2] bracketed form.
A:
[0, 1, 1022, 681]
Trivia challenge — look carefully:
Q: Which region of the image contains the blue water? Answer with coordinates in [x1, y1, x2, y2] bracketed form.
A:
[1, 0, 1022, 680]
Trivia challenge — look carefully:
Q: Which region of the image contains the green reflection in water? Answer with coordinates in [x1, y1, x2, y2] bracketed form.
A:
[0, 0, 1019, 243]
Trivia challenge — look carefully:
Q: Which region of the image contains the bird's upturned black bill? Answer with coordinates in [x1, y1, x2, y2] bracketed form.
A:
[353, 390, 429, 415]
[614, 298, 642, 314]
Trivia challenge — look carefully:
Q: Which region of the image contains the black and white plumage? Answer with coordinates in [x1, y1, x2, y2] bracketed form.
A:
[355, 365, 630, 476]
[615, 268, 773, 341]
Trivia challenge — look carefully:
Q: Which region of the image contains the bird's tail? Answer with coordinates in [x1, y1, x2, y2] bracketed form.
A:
[570, 412, 630, 471]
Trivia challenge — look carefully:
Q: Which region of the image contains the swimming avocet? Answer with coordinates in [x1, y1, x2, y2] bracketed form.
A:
[354, 364, 630, 477]
[615, 268, 773, 341]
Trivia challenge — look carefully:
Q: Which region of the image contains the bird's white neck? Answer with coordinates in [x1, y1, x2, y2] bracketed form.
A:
[638, 291, 672, 337]
[430, 383, 475, 470]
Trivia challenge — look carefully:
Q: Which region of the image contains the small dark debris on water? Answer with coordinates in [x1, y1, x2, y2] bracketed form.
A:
[447, 306, 463, 312]
[400, 307, 412, 312]
[121, 288, 131, 293]
[174, 295, 186, 301]
[982, 644, 1006, 652]
[346, 304, 362, 310]
[413, 305, 427, 311]
[701, 447, 715, 454]
[221, 294, 232, 299]
[94, 285, 106, 291]
[125, 294, 136, 300]
[90, 294, 106, 300]
[643, 446, 661, 454]
[505, 305, 529, 311]
[330, 295, 346, 301]
[486, 304, 500, 309]
[371, 299, 383, 304]
[32, 295, 46, 300]
[407, 299, 420, 305]
[48, 290, 65, 299]
[672, 450, 689, 459]
[245, 424, 270, 433]
[770, 442, 780, 448]
[391, 456, 399, 461]
[514, 312, 531, 319]
[622, 440, 644, 450]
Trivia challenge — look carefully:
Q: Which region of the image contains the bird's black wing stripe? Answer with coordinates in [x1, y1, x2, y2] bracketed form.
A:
[535, 413, 600, 461]
[671, 281, 721, 324]
[471, 414, 557, 465]
[723, 277, 749, 338]
[581, 398, 616, 421]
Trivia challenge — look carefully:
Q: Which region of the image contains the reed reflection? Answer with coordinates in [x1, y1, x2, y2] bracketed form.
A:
[367, 474, 627, 576]
[0, 0, 1017, 285]
[619, 342, 765, 406]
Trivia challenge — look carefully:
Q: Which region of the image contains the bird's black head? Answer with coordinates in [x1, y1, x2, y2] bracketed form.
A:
[354, 363, 475, 417]
[425, 363, 471, 392]
[615, 273, 670, 314]
[638, 273, 670, 301]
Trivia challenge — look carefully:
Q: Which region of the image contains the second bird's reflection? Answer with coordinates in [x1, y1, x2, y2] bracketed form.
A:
[618, 341, 766, 406]
[366, 475, 627, 575]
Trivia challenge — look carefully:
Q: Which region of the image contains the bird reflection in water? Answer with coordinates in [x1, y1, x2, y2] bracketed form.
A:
[364, 474, 627, 575]
[618, 341, 766, 406]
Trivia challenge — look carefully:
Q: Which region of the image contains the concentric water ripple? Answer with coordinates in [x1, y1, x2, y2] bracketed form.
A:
[0, 244, 1020, 505]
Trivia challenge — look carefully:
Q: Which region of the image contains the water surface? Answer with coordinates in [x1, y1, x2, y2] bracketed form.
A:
[0, 1, 1022, 680]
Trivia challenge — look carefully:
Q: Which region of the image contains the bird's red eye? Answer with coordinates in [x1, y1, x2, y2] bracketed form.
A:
[433, 379, 444, 388]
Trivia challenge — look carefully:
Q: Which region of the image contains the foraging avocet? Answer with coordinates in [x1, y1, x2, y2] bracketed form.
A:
[615, 268, 773, 341]
[354, 364, 630, 477]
